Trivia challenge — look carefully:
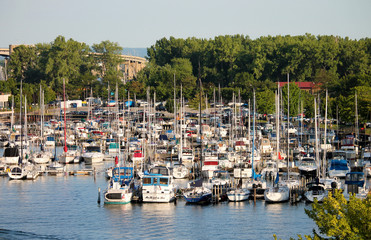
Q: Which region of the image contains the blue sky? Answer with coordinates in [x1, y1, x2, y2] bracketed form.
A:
[1, 0, 370, 48]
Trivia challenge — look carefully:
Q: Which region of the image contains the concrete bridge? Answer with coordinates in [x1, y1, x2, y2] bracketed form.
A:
[0, 45, 147, 81]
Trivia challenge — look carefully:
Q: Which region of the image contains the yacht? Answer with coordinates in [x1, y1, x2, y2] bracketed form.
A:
[4, 146, 20, 165]
[142, 166, 176, 203]
[327, 159, 350, 178]
[104, 167, 134, 204]
[82, 145, 104, 164]
[304, 180, 328, 203]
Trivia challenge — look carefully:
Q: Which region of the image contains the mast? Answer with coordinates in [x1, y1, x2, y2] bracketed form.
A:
[276, 90, 280, 181]
[40, 85, 43, 146]
[198, 61, 202, 167]
[252, 89, 256, 179]
[63, 78, 67, 153]
[355, 91, 358, 140]
[20, 77, 23, 165]
[11, 96, 14, 132]
[322, 89, 328, 178]
[314, 98, 320, 178]
[179, 85, 183, 161]
[24, 96, 27, 163]
[173, 73, 177, 137]
[287, 73, 290, 177]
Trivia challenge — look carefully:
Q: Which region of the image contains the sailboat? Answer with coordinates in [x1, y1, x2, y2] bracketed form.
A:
[245, 90, 266, 198]
[59, 79, 79, 164]
[31, 86, 52, 164]
[304, 98, 328, 203]
[264, 87, 289, 203]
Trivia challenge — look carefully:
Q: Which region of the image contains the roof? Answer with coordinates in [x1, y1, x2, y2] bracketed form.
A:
[278, 82, 321, 89]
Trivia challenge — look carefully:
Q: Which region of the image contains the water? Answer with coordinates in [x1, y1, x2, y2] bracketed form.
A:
[0, 150, 316, 240]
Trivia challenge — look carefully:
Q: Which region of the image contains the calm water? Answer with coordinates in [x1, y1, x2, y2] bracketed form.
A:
[0, 149, 316, 240]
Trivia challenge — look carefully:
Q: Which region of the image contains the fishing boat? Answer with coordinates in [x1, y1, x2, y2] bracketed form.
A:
[183, 187, 212, 204]
[142, 166, 176, 203]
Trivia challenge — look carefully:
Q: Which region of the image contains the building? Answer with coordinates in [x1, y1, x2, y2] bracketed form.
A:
[278, 82, 322, 94]
[0, 93, 11, 109]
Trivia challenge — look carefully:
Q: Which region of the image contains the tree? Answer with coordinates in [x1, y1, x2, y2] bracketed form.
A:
[256, 88, 275, 114]
[275, 191, 371, 240]
[305, 191, 371, 240]
[91, 40, 124, 88]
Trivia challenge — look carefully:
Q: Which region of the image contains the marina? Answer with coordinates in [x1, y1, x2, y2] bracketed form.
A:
[0, 95, 369, 239]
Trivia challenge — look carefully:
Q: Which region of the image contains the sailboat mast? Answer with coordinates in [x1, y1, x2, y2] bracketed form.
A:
[63, 78, 67, 153]
[252, 89, 256, 178]
[20, 78, 23, 165]
[287, 73, 290, 176]
[322, 89, 328, 178]
[355, 91, 358, 140]
[314, 98, 320, 178]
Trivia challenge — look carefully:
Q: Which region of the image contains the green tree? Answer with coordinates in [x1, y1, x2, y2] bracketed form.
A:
[305, 191, 371, 240]
[91, 40, 124, 86]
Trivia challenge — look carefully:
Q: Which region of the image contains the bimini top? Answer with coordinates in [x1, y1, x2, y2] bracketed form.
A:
[329, 159, 349, 170]
[345, 172, 365, 187]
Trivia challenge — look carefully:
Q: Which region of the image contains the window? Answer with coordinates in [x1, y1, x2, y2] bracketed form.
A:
[159, 178, 168, 185]
[143, 177, 152, 185]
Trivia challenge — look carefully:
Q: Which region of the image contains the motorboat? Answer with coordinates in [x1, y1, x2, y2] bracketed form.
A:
[183, 187, 212, 204]
[227, 188, 250, 202]
[296, 156, 317, 177]
[141, 166, 176, 203]
[304, 180, 328, 203]
[104, 179, 133, 204]
[343, 172, 369, 200]
[44, 136, 56, 148]
[4, 146, 20, 165]
[82, 145, 104, 164]
[59, 145, 80, 164]
[327, 159, 349, 178]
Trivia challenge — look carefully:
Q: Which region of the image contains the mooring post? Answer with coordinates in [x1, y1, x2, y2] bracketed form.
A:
[97, 187, 101, 204]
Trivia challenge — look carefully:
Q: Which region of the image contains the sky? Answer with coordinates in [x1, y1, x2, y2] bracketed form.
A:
[1, 0, 371, 49]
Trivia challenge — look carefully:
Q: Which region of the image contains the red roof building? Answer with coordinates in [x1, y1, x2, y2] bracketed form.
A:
[278, 82, 322, 94]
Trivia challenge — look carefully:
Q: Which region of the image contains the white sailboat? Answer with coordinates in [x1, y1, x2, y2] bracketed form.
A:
[264, 86, 289, 203]
[304, 98, 328, 202]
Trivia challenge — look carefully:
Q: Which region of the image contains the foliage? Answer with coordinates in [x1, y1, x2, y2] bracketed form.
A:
[275, 191, 371, 240]
[4, 34, 370, 120]
[305, 191, 371, 240]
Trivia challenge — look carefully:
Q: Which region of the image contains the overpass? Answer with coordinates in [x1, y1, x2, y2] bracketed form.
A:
[0, 45, 147, 80]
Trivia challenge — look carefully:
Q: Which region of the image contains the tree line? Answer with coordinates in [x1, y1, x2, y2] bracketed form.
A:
[138, 34, 370, 123]
[1, 34, 370, 124]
